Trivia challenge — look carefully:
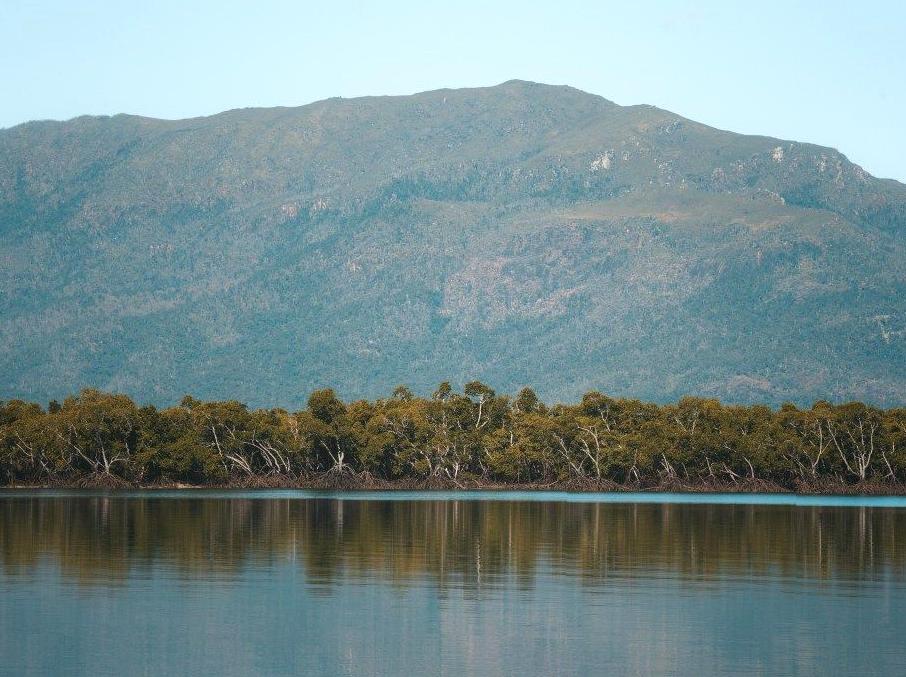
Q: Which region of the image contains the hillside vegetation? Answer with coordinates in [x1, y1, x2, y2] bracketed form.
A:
[1, 81, 905, 406]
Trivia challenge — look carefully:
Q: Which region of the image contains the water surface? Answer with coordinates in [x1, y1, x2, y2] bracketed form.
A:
[1, 491, 904, 676]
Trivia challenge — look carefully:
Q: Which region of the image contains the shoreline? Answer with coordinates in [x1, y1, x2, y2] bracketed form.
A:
[4, 476, 906, 496]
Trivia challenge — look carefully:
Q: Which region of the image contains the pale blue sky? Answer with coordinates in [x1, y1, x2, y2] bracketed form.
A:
[2, 0, 904, 181]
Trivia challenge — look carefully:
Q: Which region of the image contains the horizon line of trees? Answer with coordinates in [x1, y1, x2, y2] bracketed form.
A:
[2, 384, 905, 488]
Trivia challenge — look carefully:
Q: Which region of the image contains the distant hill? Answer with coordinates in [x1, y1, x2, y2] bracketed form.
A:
[1, 80, 904, 407]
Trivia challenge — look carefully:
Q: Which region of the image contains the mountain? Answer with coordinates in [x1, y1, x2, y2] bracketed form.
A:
[1, 80, 905, 407]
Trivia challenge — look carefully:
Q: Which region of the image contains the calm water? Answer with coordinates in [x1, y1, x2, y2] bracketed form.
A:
[1, 491, 905, 676]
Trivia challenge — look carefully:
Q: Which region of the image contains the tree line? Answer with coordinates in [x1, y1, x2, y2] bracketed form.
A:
[2, 384, 905, 490]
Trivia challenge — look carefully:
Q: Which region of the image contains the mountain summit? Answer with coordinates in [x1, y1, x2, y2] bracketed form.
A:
[1, 81, 904, 406]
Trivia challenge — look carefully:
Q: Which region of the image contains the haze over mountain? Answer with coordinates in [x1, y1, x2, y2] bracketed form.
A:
[1, 80, 904, 407]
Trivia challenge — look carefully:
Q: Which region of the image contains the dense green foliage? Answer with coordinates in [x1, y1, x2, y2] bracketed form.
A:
[1, 82, 904, 408]
[2, 385, 905, 489]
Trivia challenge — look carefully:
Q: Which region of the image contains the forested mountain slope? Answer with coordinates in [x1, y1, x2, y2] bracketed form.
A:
[1, 80, 904, 406]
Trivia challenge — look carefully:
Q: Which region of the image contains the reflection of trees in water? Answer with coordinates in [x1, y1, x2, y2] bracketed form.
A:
[2, 497, 905, 587]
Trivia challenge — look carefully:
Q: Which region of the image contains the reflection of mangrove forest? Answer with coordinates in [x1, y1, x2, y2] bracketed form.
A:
[2, 385, 906, 490]
[2, 497, 905, 587]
